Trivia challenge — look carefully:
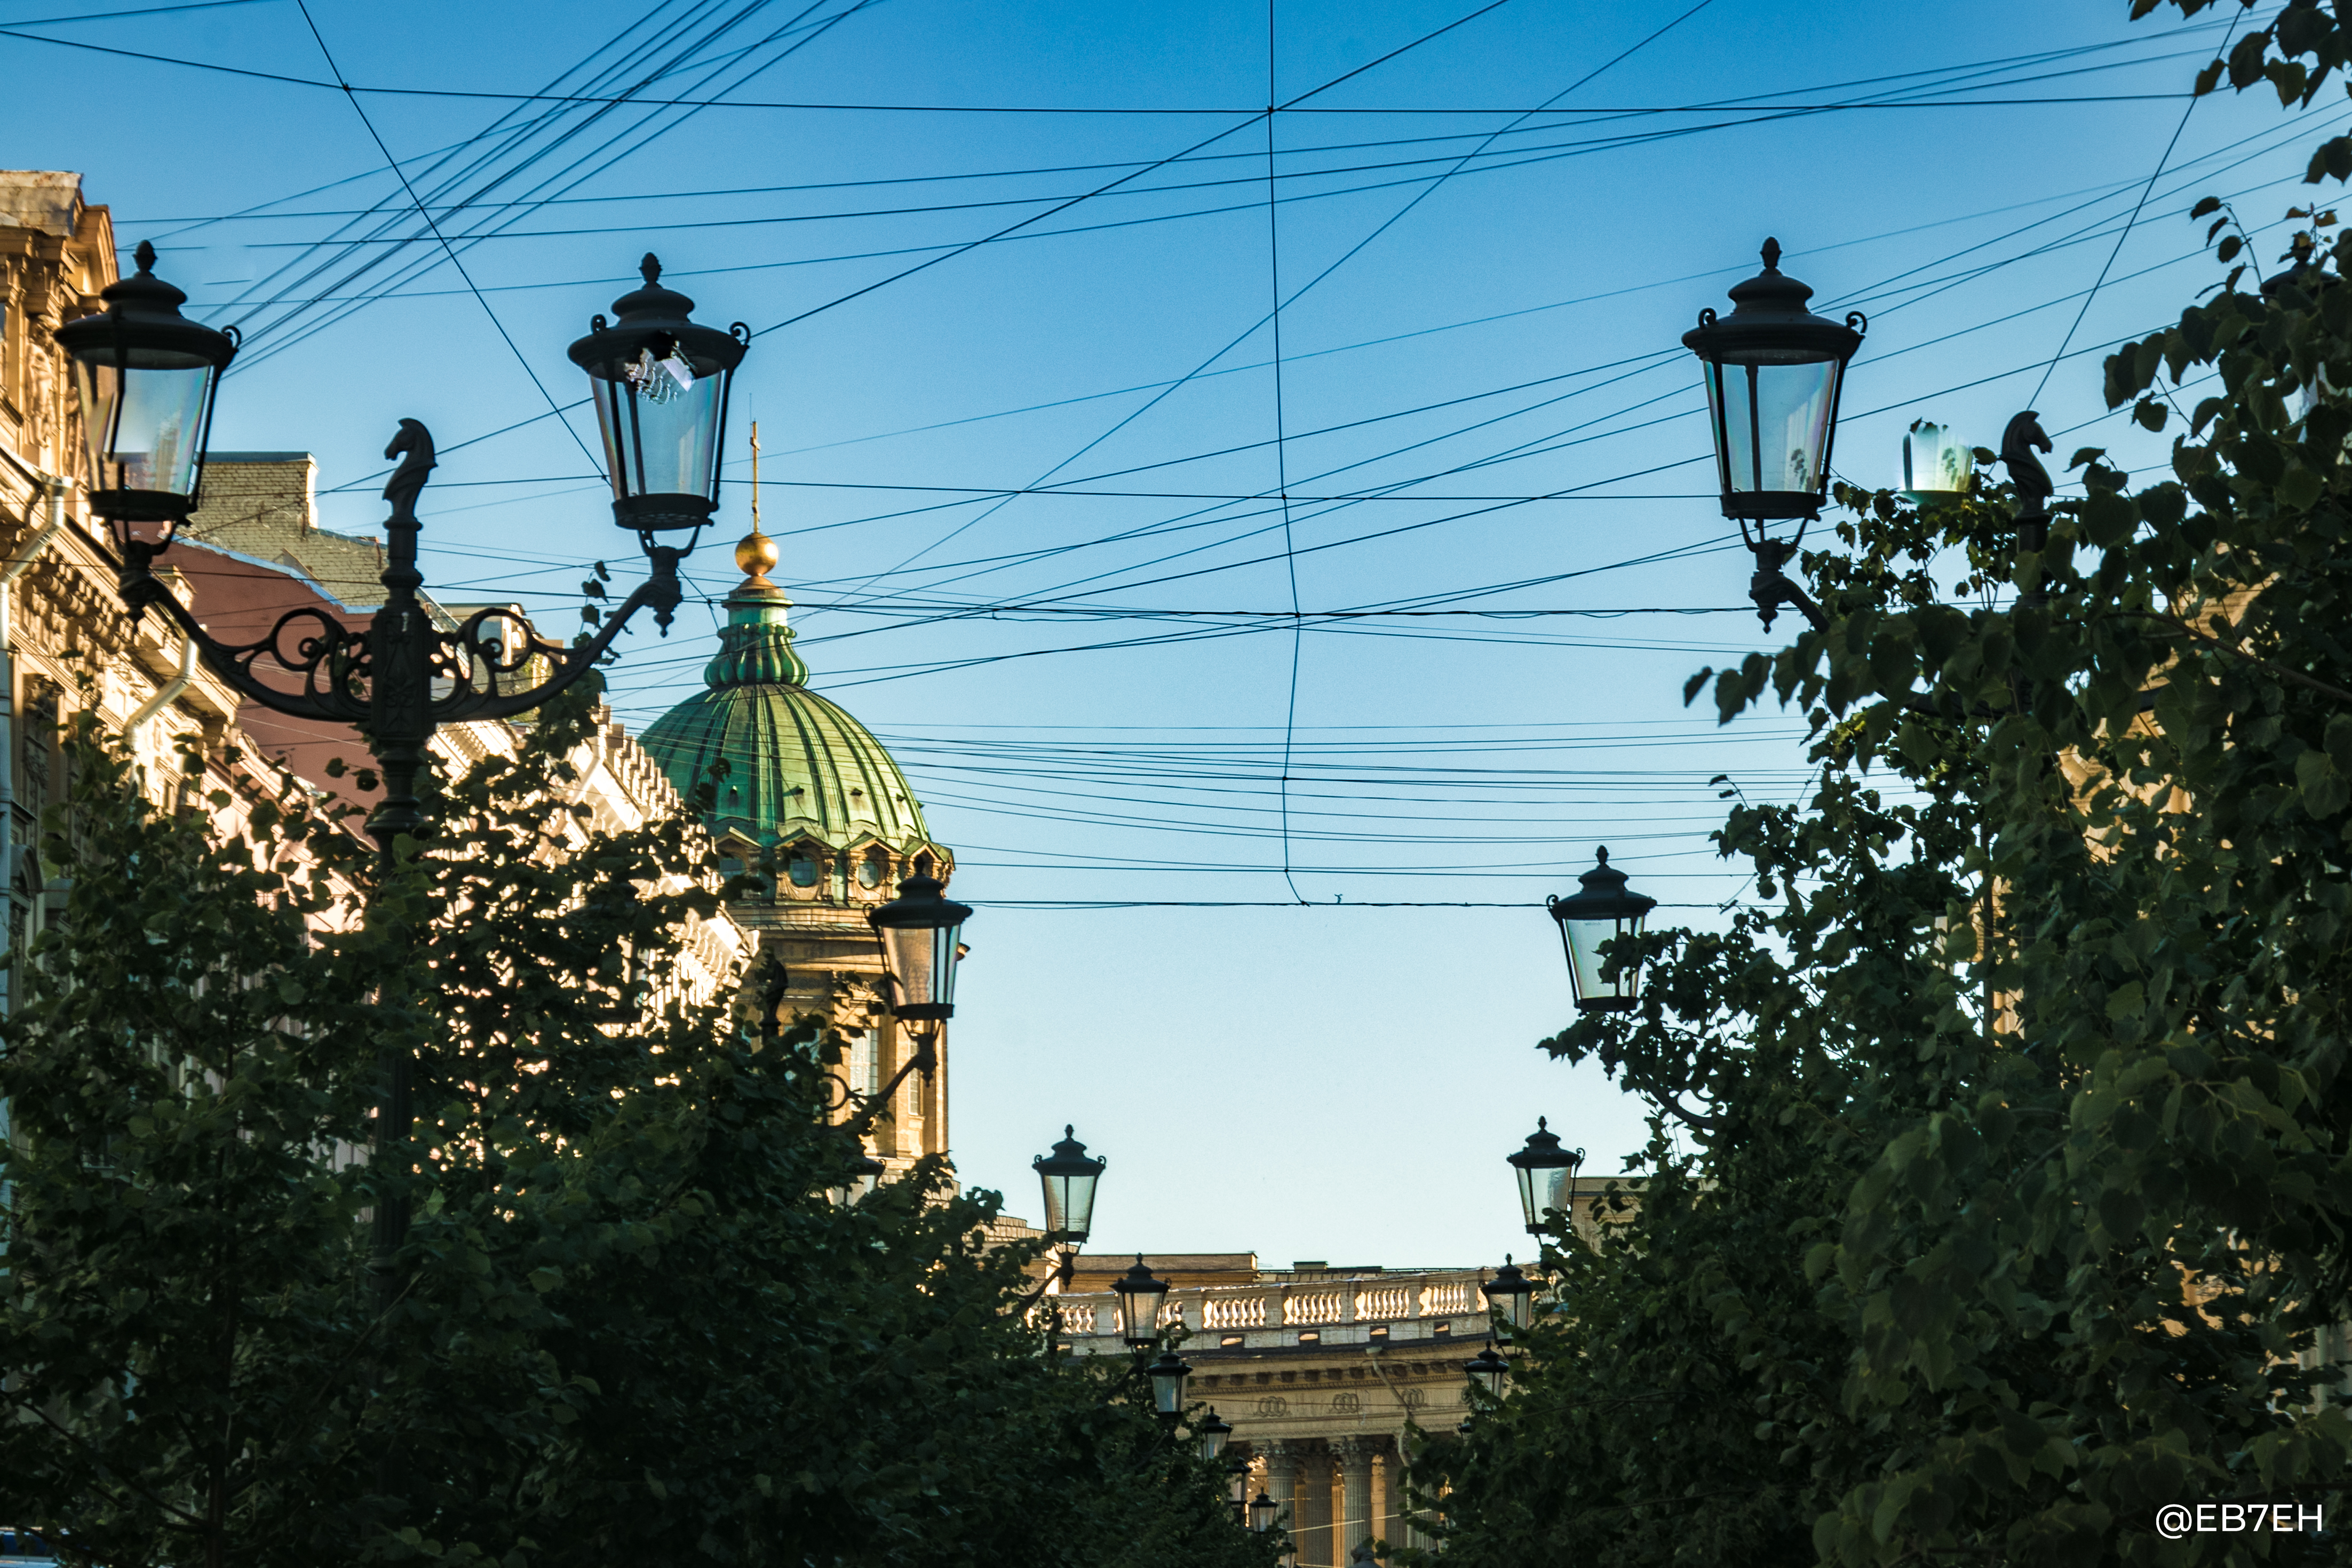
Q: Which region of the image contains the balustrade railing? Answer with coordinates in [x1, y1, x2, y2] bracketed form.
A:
[1204, 1294, 1268, 1330]
[1058, 1269, 1493, 1341]
[1420, 1280, 1473, 1315]
[1285, 1291, 1345, 1326]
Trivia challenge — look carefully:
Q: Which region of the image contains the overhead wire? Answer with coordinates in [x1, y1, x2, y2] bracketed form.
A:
[289, 0, 602, 466]
[284, 13, 2271, 500]
[2027, 0, 2247, 404]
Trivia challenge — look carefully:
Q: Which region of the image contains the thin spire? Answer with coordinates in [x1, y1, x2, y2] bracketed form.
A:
[749, 419, 763, 536]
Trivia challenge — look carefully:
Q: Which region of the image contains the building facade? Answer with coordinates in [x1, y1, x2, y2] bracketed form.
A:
[1047, 1180, 1640, 1562]
[640, 527, 960, 1180]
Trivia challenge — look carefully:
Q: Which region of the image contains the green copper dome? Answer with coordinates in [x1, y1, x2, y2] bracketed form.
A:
[641, 549, 932, 854]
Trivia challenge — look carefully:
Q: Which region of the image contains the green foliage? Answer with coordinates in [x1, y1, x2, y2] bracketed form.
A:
[0, 694, 1268, 1568]
[1409, 7, 2352, 1562]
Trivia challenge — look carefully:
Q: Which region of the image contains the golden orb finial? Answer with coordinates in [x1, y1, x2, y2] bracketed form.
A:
[736, 527, 780, 578]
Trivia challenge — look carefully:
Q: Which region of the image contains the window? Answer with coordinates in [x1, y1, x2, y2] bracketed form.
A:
[21, 686, 56, 814]
[857, 851, 887, 889]
[786, 844, 821, 887]
[1296, 1330, 1321, 1345]
[1221, 1334, 1245, 1348]
[1432, 1320, 1452, 1336]
[848, 1029, 880, 1096]
[1368, 1324, 1389, 1342]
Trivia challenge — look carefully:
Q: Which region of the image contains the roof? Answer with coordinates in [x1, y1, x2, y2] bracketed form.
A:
[639, 545, 934, 854]
[180, 455, 390, 608]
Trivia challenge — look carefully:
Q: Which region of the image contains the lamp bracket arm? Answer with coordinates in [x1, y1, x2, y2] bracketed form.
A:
[118, 559, 368, 723]
[832, 1030, 937, 1142]
[1012, 1244, 1079, 1316]
[421, 553, 686, 725]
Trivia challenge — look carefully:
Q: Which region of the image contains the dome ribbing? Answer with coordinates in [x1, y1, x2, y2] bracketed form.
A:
[640, 547, 931, 853]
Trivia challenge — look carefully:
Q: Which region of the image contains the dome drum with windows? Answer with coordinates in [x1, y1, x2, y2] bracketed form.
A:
[641, 526, 952, 911]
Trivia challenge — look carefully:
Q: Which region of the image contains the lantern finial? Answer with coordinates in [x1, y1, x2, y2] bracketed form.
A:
[1760, 236, 1781, 270]
[133, 239, 157, 274]
[641, 252, 661, 286]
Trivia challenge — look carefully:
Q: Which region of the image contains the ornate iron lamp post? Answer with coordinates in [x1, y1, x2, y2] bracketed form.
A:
[1146, 1349, 1193, 1416]
[1031, 1123, 1106, 1291]
[1683, 238, 1865, 631]
[1481, 1257, 1535, 1330]
[1464, 1347, 1510, 1401]
[830, 869, 975, 1135]
[74, 250, 745, 856]
[60, 246, 750, 1296]
[1507, 1117, 1584, 1237]
[1198, 1408, 1233, 1460]
[1113, 1254, 1171, 1347]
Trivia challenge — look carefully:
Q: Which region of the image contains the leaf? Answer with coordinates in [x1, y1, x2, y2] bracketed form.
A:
[2277, 463, 2324, 510]
[2297, 748, 2348, 817]
[2192, 195, 2222, 219]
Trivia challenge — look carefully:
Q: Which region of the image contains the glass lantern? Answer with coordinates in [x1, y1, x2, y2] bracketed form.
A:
[1683, 238, 1865, 522]
[1146, 1350, 1192, 1416]
[1546, 846, 1657, 1012]
[868, 871, 972, 1023]
[1111, 1255, 1170, 1347]
[1507, 1118, 1584, 1237]
[1033, 1125, 1106, 1244]
[1198, 1408, 1233, 1460]
[567, 253, 749, 542]
[52, 241, 239, 541]
[1464, 1348, 1510, 1400]
[1481, 1258, 1535, 1330]
[1901, 419, 1973, 508]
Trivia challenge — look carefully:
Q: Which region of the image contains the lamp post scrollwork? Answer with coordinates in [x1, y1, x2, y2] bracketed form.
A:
[58, 247, 750, 1307]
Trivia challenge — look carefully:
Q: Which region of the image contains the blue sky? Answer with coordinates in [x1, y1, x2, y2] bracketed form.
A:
[7, 0, 2319, 1265]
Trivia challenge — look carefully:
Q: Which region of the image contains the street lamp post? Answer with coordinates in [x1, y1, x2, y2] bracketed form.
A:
[68, 250, 744, 859]
[1198, 1408, 1233, 1460]
[59, 246, 751, 1296]
[1481, 1257, 1536, 1331]
[1464, 1347, 1510, 1402]
[838, 869, 974, 1135]
[1547, 846, 1657, 1012]
[1682, 238, 1866, 632]
[1112, 1255, 1171, 1347]
[1145, 1349, 1193, 1416]
[1032, 1124, 1106, 1291]
[1507, 1118, 1584, 1238]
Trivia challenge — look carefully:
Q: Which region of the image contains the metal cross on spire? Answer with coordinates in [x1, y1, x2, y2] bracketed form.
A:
[748, 419, 763, 536]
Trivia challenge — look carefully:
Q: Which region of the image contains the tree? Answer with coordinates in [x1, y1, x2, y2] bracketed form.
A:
[1410, 6, 2352, 1561]
[0, 686, 1270, 1568]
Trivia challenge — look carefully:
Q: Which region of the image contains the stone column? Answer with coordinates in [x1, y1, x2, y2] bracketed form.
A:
[1297, 1444, 1334, 1566]
[1265, 1440, 1307, 1552]
[1334, 1436, 1376, 1561]
[1376, 1437, 1405, 1558]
